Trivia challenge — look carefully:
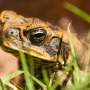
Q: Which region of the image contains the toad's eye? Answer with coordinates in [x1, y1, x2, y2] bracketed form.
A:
[27, 28, 47, 46]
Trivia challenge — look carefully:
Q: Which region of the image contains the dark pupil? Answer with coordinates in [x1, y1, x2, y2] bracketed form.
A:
[28, 28, 46, 46]
[34, 33, 44, 38]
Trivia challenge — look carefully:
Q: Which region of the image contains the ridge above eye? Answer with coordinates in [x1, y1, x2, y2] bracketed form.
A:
[27, 28, 47, 46]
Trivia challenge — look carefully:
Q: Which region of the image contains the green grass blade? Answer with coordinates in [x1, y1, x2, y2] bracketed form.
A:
[51, 80, 60, 90]
[27, 55, 34, 76]
[42, 69, 50, 90]
[6, 83, 18, 90]
[1, 70, 23, 84]
[19, 52, 47, 90]
[64, 2, 90, 23]
[0, 79, 4, 90]
[29, 74, 47, 90]
[67, 23, 80, 85]
[19, 52, 34, 90]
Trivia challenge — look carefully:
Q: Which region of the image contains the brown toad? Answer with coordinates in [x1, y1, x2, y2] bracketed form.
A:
[0, 10, 84, 64]
[0, 10, 89, 87]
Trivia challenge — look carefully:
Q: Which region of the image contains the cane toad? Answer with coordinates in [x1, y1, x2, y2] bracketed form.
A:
[0, 10, 86, 65]
[0, 11, 89, 87]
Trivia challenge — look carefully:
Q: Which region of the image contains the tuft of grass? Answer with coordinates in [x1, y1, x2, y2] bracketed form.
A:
[63, 2, 90, 90]
[19, 52, 34, 90]
[67, 23, 80, 85]
[19, 52, 47, 90]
